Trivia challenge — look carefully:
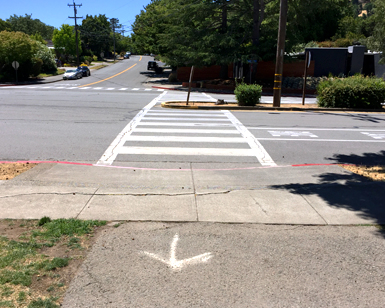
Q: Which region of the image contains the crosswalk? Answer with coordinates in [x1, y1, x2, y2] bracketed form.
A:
[97, 94, 276, 166]
[1, 85, 165, 92]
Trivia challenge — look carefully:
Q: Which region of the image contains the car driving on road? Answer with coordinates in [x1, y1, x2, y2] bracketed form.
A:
[63, 69, 83, 80]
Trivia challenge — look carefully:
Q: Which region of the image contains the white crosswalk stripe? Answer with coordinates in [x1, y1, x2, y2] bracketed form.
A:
[96, 92, 276, 166]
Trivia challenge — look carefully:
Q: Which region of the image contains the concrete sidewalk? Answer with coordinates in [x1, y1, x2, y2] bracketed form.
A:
[1, 162, 384, 225]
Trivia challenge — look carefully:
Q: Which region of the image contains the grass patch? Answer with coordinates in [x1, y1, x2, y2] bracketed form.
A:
[0, 218, 106, 307]
[91, 65, 108, 70]
[37, 69, 65, 78]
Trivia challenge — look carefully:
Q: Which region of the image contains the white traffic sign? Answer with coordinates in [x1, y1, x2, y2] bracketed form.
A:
[12, 61, 19, 70]
[141, 233, 213, 271]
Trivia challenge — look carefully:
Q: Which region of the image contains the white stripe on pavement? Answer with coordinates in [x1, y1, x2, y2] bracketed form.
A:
[118, 147, 256, 156]
[145, 113, 226, 117]
[255, 138, 385, 142]
[96, 91, 168, 165]
[134, 128, 240, 134]
[223, 110, 276, 166]
[137, 122, 234, 127]
[142, 117, 231, 122]
[125, 136, 246, 143]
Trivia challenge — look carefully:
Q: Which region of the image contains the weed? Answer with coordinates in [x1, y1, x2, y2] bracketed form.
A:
[38, 217, 51, 227]
[1, 286, 14, 297]
[28, 298, 59, 308]
[46, 286, 55, 292]
[67, 237, 81, 249]
[0, 301, 14, 307]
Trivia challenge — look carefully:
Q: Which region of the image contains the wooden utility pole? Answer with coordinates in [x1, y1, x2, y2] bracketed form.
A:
[110, 18, 120, 61]
[68, 1, 83, 67]
[273, 0, 288, 107]
[302, 50, 310, 105]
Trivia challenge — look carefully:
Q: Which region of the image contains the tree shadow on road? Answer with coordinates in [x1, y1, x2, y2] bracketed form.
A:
[270, 151, 385, 237]
[313, 111, 385, 124]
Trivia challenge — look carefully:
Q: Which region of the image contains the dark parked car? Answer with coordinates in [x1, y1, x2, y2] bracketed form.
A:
[124, 54, 130, 59]
[147, 61, 163, 73]
[78, 66, 91, 77]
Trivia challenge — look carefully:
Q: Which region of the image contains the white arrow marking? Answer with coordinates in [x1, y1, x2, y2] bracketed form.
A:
[141, 234, 213, 271]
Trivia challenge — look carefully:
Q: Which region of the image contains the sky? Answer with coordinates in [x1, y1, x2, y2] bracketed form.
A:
[0, 0, 153, 35]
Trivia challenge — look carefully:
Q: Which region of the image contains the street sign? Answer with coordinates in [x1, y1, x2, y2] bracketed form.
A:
[12, 61, 19, 70]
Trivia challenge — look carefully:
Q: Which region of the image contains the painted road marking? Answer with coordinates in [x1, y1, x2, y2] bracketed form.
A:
[96, 91, 168, 165]
[119, 147, 255, 156]
[223, 110, 276, 166]
[80, 87, 91, 90]
[119, 88, 128, 90]
[255, 138, 385, 142]
[125, 136, 246, 143]
[106, 88, 114, 90]
[268, 131, 318, 137]
[138, 122, 235, 127]
[78, 63, 137, 87]
[134, 128, 240, 134]
[146, 112, 226, 117]
[248, 127, 385, 132]
[141, 234, 212, 271]
[361, 132, 385, 140]
[93, 87, 103, 90]
[143, 117, 231, 122]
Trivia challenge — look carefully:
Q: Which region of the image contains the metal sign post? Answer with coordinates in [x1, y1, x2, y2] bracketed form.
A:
[12, 61, 19, 84]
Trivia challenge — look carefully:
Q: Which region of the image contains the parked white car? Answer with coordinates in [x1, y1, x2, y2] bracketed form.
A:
[63, 69, 82, 80]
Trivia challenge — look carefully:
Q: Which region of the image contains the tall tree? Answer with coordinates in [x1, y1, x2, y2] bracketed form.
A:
[367, 0, 385, 62]
[52, 24, 81, 60]
[79, 15, 112, 58]
[0, 19, 12, 31]
[7, 14, 54, 40]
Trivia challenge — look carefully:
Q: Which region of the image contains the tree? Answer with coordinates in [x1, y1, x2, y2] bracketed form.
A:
[367, 0, 385, 62]
[34, 41, 57, 72]
[52, 24, 82, 61]
[6, 14, 54, 40]
[0, 31, 38, 81]
[132, 0, 356, 65]
[0, 19, 11, 31]
[79, 15, 112, 58]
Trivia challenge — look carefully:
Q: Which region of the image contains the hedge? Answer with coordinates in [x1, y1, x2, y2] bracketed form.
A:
[317, 75, 385, 109]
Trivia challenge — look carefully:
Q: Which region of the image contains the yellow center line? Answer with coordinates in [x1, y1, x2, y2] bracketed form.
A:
[78, 63, 138, 88]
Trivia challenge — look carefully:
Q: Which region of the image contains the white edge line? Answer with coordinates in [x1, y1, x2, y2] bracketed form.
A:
[255, 138, 385, 142]
[247, 127, 385, 132]
[96, 91, 168, 165]
[223, 110, 277, 166]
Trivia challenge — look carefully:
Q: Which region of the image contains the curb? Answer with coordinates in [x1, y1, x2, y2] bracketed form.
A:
[0, 79, 62, 87]
[161, 101, 385, 112]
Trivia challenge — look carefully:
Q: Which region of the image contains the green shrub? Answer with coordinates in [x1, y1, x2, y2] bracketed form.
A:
[317, 75, 385, 109]
[93, 55, 98, 62]
[84, 56, 93, 65]
[30, 58, 43, 77]
[234, 82, 262, 106]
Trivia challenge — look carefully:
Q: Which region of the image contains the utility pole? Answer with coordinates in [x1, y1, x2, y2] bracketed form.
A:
[68, 1, 83, 67]
[110, 18, 120, 61]
[273, 0, 288, 107]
